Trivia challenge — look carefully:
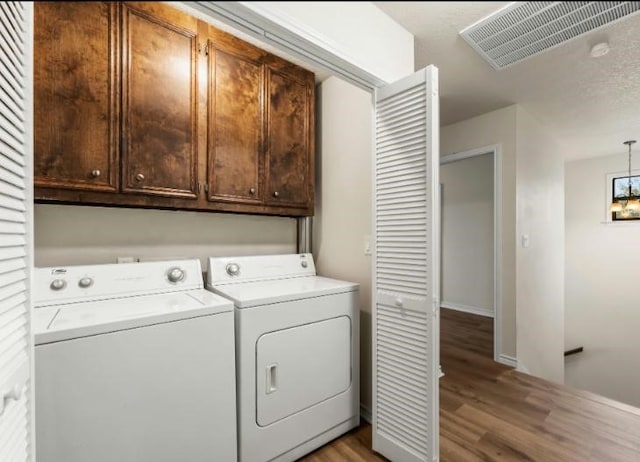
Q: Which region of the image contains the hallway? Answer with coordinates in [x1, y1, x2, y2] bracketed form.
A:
[301, 309, 640, 461]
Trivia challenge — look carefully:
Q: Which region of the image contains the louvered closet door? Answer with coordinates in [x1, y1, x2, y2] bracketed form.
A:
[372, 66, 439, 462]
[0, 2, 34, 462]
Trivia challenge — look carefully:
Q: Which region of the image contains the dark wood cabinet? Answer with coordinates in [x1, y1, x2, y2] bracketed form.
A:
[265, 67, 314, 210]
[204, 25, 315, 215]
[206, 27, 264, 206]
[121, 2, 198, 199]
[34, 1, 315, 216]
[34, 2, 119, 193]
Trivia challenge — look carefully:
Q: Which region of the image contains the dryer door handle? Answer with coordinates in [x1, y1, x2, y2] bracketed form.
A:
[266, 363, 278, 394]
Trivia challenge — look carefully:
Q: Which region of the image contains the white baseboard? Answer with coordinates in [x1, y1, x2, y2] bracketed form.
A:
[360, 404, 372, 423]
[441, 301, 494, 318]
[498, 354, 518, 368]
[516, 361, 530, 374]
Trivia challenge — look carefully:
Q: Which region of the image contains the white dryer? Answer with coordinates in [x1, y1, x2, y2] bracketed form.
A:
[206, 253, 360, 462]
[34, 259, 237, 462]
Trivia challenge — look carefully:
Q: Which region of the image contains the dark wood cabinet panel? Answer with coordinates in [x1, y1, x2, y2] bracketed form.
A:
[266, 68, 314, 210]
[34, 1, 315, 217]
[207, 44, 263, 204]
[34, 2, 119, 192]
[121, 2, 198, 199]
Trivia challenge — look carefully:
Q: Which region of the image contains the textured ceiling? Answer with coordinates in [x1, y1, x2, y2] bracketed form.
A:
[374, 2, 640, 161]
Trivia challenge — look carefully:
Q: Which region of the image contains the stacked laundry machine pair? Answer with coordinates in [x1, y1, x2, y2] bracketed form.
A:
[34, 253, 359, 462]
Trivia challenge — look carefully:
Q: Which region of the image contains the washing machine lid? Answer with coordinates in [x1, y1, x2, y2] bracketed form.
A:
[34, 289, 232, 344]
[209, 276, 358, 308]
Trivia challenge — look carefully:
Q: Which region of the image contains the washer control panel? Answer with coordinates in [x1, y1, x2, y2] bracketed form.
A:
[34, 259, 202, 307]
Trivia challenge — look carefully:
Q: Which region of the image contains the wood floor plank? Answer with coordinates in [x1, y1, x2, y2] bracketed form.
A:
[298, 308, 640, 461]
[300, 424, 387, 462]
[456, 403, 589, 462]
[439, 408, 486, 444]
[440, 435, 487, 462]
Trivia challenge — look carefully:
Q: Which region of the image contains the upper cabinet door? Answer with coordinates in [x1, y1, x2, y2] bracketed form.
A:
[206, 29, 264, 205]
[34, 2, 119, 192]
[121, 2, 198, 199]
[265, 67, 314, 211]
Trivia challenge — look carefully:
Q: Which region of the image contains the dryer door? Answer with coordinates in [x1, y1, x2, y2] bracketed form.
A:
[256, 316, 351, 427]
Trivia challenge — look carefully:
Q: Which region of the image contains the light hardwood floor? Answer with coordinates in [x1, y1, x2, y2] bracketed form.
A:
[300, 308, 640, 461]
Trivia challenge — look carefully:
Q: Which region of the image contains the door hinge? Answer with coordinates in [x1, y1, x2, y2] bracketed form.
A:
[205, 44, 209, 56]
[198, 42, 202, 54]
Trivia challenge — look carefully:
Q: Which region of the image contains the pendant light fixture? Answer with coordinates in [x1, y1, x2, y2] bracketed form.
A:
[610, 140, 639, 215]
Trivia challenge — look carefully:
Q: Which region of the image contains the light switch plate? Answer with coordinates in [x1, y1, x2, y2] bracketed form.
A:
[364, 235, 371, 256]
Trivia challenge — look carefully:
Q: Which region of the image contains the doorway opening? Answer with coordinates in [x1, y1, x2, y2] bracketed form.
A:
[440, 145, 503, 364]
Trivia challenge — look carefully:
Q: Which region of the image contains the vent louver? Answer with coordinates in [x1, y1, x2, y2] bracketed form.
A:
[460, 2, 640, 69]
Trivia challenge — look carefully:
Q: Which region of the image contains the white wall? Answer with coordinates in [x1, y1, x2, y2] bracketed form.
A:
[313, 76, 373, 413]
[34, 205, 296, 268]
[240, 1, 414, 83]
[515, 106, 565, 384]
[441, 154, 494, 316]
[441, 106, 517, 360]
[565, 153, 640, 406]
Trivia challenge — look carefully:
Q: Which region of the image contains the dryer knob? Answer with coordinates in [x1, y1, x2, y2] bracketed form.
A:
[226, 263, 240, 277]
[167, 267, 185, 283]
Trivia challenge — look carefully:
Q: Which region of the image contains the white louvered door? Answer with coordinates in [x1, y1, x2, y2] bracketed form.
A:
[0, 2, 34, 462]
[372, 66, 439, 462]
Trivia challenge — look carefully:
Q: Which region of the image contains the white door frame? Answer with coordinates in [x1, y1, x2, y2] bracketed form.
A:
[440, 144, 505, 365]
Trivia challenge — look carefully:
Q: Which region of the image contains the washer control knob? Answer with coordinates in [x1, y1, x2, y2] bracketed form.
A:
[50, 279, 66, 291]
[78, 277, 94, 288]
[167, 267, 185, 283]
[301, 261, 308, 268]
[226, 263, 240, 277]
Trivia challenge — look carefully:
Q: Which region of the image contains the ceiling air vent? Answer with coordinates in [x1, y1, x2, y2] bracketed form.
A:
[460, 2, 640, 70]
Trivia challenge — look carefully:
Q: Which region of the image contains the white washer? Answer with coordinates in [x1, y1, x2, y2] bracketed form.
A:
[34, 259, 237, 462]
[206, 253, 360, 462]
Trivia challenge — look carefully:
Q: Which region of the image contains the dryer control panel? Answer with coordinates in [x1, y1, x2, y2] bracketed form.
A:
[208, 254, 316, 286]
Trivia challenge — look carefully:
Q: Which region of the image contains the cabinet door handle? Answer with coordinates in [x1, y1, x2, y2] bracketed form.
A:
[250, 188, 256, 195]
[273, 191, 279, 198]
[90, 169, 101, 178]
[135, 173, 145, 182]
